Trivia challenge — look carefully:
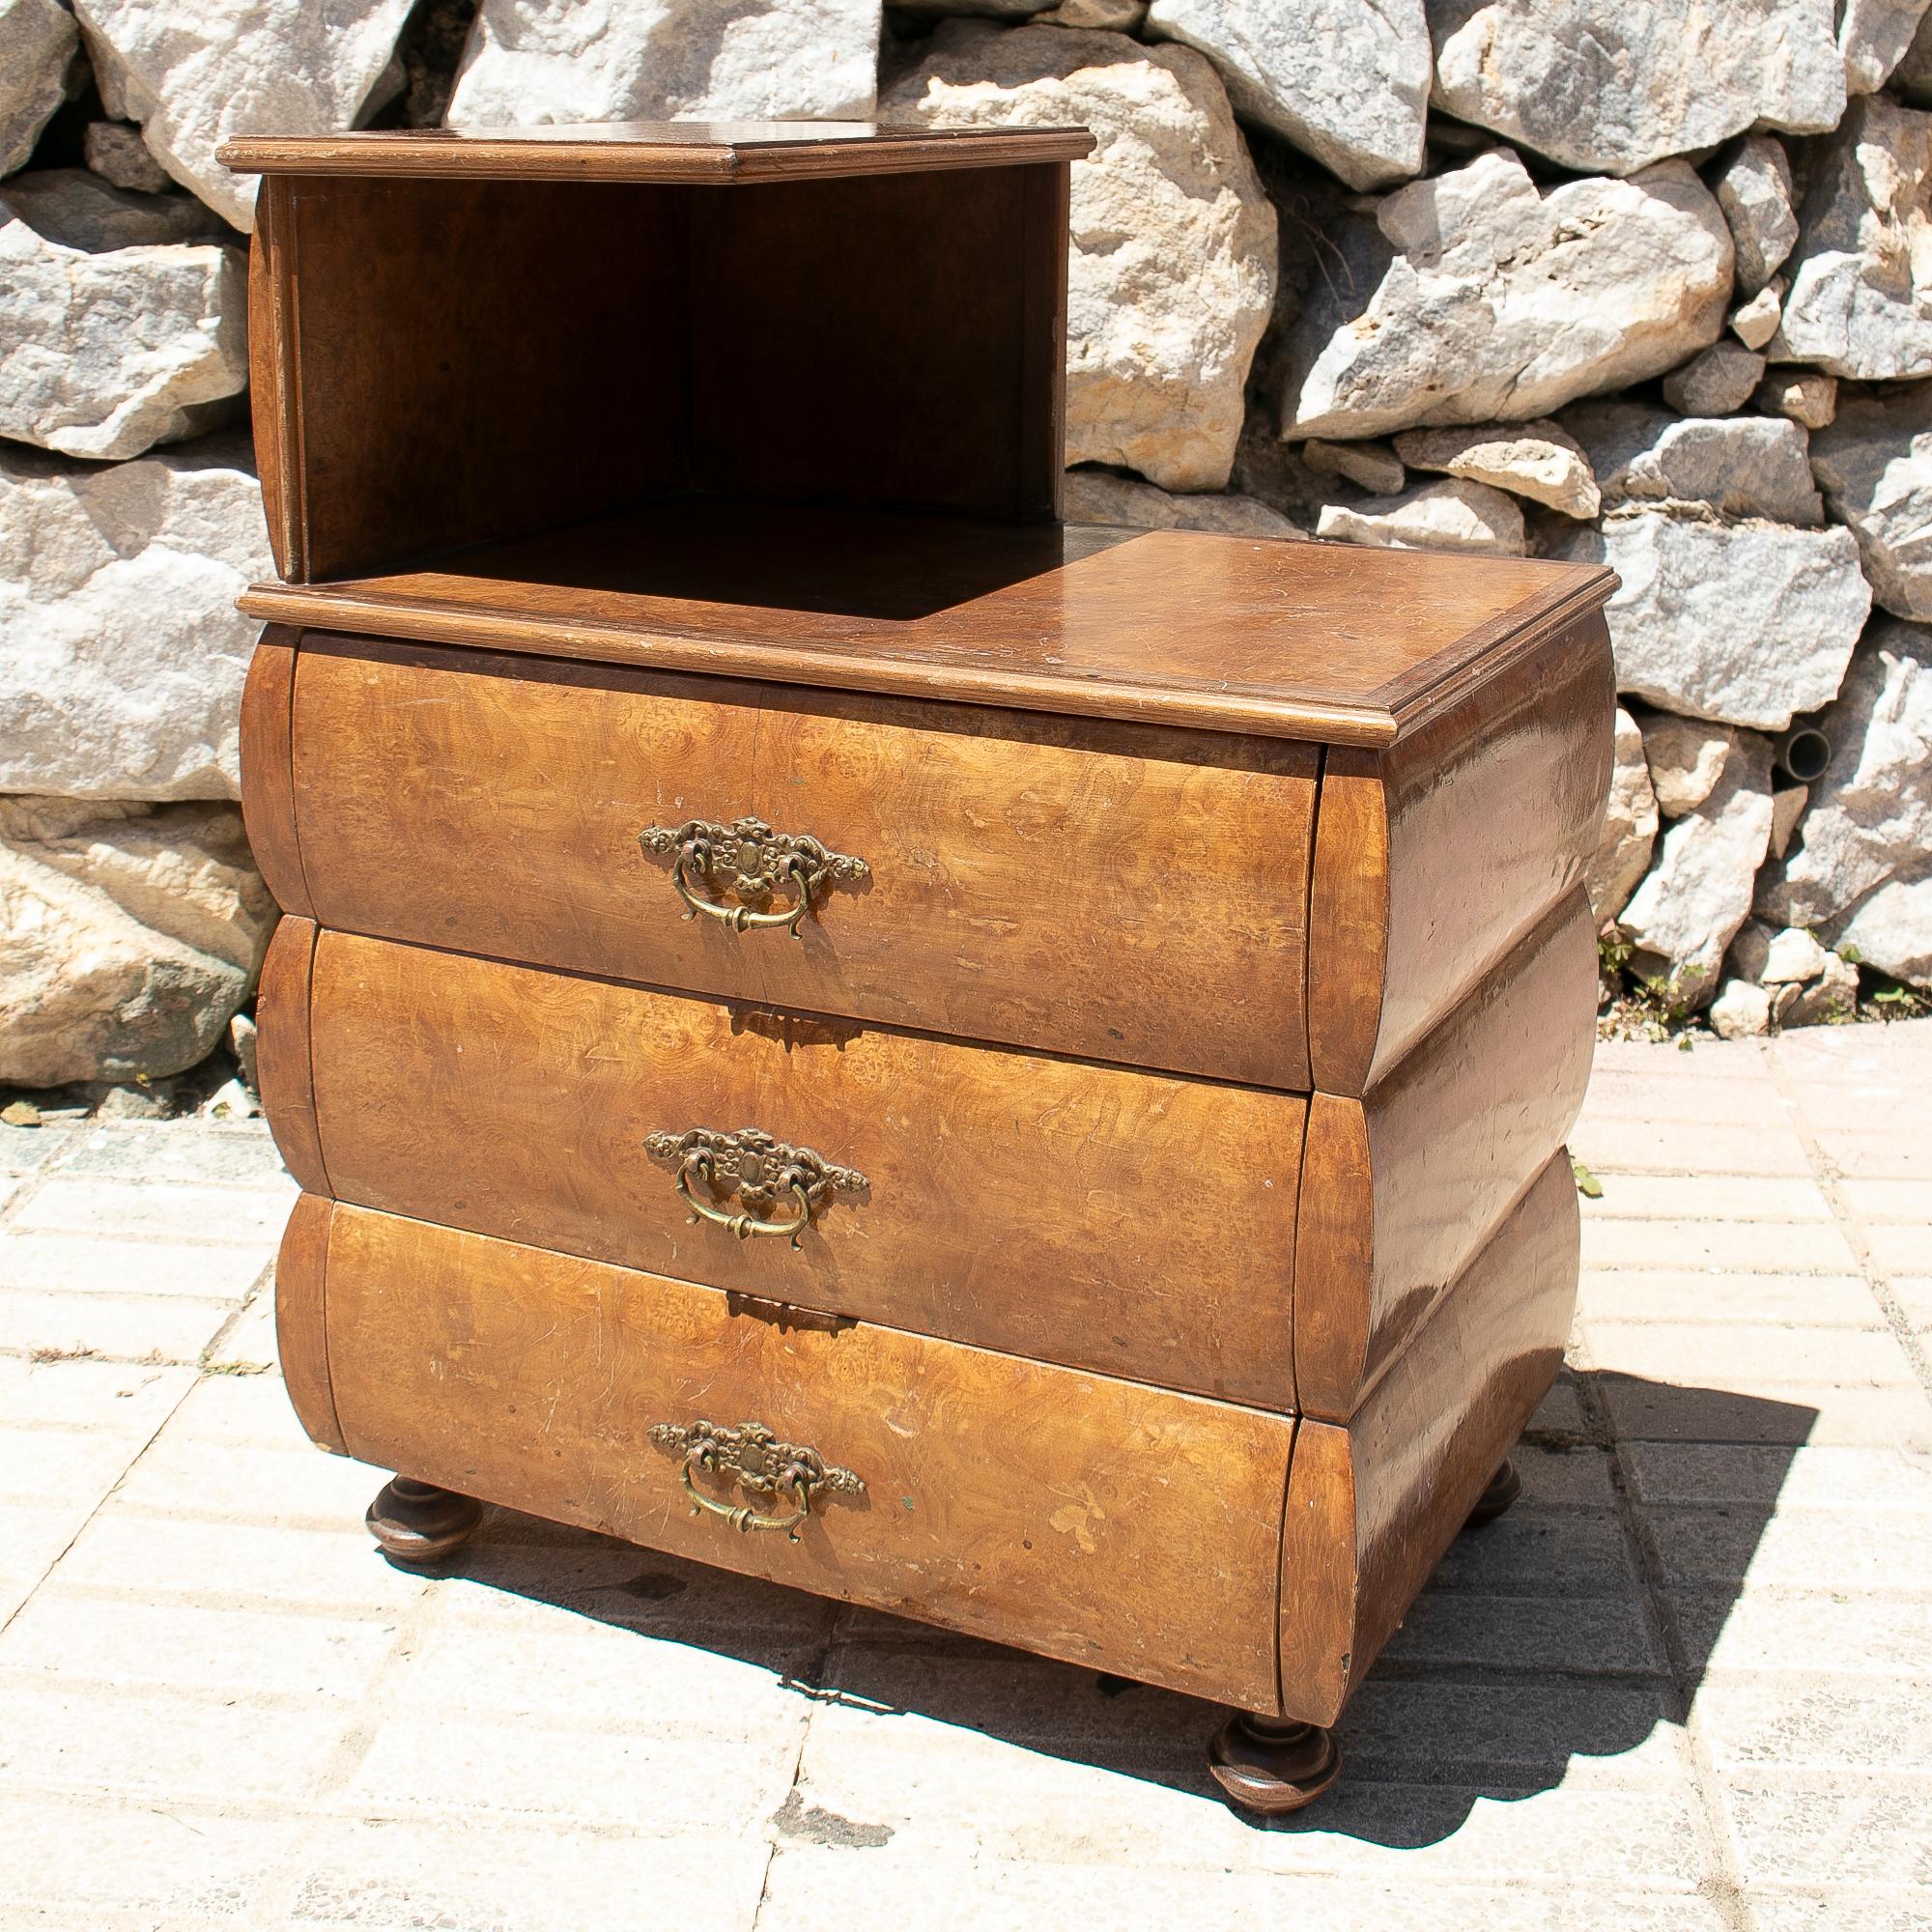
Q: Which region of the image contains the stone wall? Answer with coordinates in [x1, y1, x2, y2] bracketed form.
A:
[4, 0, 1930, 1088]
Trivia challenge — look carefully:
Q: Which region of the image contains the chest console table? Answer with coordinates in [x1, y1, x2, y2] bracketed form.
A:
[222, 121, 1615, 1814]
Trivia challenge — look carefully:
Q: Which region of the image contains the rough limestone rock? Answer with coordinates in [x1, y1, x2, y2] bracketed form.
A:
[1772, 782, 1811, 858]
[1143, 0, 1428, 190]
[1785, 948, 1860, 1022]
[1278, 152, 1732, 443]
[1547, 514, 1869, 728]
[1642, 714, 1736, 818]
[1039, 0, 1147, 26]
[1427, 1, 1842, 180]
[1393, 420, 1599, 519]
[1758, 370, 1838, 428]
[450, 0, 878, 135]
[885, 24, 1275, 492]
[1760, 623, 1932, 984]
[1808, 384, 1932, 620]
[0, 797, 275, 1088]
[1062, 468, 1301, 537]
[1662, 342, 1765, 416]
[1838, 0, 1932, 93]
[1763, 924, 1831, 982]
[0, 438, 270, 801]
[1, 0, 78, 175]
[75, 0, 416, 232]
[1773, 97, 1932, 382]
[1622, 730, 1775, 1008]
[1900, 4, 1932, 99]
[1730, 285, 1784, 352]
[1302, 439, 1405, 495]
[1588, 707, 1660, 922]
[1709, 978, 1773, 1037]
[1315, 478, 1525, 555]
[1566, 405, 1825, 525]
[0, 170, 245, 461]
[83, 119, 169, 193]
[1714, 135, 1798, 298]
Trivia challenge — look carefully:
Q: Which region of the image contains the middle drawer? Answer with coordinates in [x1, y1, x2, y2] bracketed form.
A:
[297, 925, 1306, 1408]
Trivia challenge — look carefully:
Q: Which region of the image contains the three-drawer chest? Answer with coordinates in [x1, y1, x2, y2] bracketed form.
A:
[222, 121, 1616, 1814]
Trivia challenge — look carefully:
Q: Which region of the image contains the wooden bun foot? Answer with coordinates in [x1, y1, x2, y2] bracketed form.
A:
[366, 1476, 484, 1564]
[1463, 1457, 1522, 1531]
[1207, 1712, 1342, 1816]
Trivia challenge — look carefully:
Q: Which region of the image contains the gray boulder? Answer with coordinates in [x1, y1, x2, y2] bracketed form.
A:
[1144, 0, 1429, 189]
[1837, 0, 1932, 93]
[0, 169, 245, 460]
[1427, 0, 1842, 179]
[1565, 404, 1824, 526]
[0, 438, 270, 800]
[1547, 514, 1869, 728]
[1713, 135, 1798, 298]
[0, 797, 275, 1088]
[1278, 151, 1731, 441]
[76, 0, 416, 230]
[1808, 383, 1932, 621]
[1587, 707, 1660, 923]
[1773, 97, 1932, 382]
[1760, 622, 1932, 986]
[0, 0, 78, 176]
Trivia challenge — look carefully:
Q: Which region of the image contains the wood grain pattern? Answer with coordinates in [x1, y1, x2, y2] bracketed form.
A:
[219, 122, 1095, 184]
[304, 929, 1306, 1407]
[323, 1201, 1290, 1709]
[237, 626, 311, 918]
[246, 178, 298, 579]
[1279, 1151, 1579, 1726]
[1307, 608, 1615, 1090]
[239, 502, 1616, 749]
[1294, 887, 1598, 1423]
[273, 1192, 344, 1455]
[254, 914, 327, 1196]
[284, 634, 1320, 1089]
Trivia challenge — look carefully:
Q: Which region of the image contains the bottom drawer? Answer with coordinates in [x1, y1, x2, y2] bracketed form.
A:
[280, 1198, 1293, 1711]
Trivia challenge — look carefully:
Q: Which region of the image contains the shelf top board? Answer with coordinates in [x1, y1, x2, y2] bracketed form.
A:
[217, 121, 1096, 185]
[240, 500, 1615, 750]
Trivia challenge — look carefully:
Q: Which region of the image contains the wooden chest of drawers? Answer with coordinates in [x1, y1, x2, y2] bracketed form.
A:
[224, 121, 1616, 1814]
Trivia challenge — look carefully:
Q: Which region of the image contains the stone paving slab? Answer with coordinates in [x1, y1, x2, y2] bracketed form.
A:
[0, 1025, 1928, 1929]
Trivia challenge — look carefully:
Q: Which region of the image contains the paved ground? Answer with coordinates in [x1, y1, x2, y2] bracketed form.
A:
[1, 1022, 1929, 1932]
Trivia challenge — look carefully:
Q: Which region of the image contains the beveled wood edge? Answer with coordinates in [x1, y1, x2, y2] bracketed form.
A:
[255, 915, 330, 1197]
[236, 584, 1405, 748]
[1277, 1151, 1577, 1725]
[250, 178, 306, 580]
[274, 1191, 346, 1456]
[1372, 568, 1618, 738]
[217, 128, 1096, 184]
[1304, 746, 1387, 1090]
[238, 627, 313, 920]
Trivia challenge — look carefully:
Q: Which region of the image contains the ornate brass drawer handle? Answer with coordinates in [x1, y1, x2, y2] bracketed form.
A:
[650, 1418, 866, 1539]
[644, 1125, 867, 1248]
[638, 815, 867, 937]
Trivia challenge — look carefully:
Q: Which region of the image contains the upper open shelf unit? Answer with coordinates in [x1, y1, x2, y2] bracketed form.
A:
[221, 121, 1091, 584]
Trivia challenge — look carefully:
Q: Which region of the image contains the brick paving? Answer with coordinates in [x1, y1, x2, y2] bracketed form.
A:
[1, 1022, 1929, 1931]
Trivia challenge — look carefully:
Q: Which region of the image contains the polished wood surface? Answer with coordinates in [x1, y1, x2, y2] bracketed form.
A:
[280, 632, 1319, 1089]
[237, 626, 310, 919]
[240, 503, 1615, 749]
[247, 180, 297, 579]
[1294, 887, 1598, 1421]
[271, 1191, 344, 1456]
[320, 1200, 1291, 1709]
[219, 121, 1095, 185]
[303, 930, 1307, 1406]
[254, 915, 327, 1197]
[1279, 1151, 1579, 1726]
[1307, 609, 1615, 1090]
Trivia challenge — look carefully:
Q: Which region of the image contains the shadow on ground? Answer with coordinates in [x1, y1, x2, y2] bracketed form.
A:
[433, 1371, 1815, 1849]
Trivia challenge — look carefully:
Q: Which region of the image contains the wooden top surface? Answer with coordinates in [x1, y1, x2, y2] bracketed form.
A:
[240, 499, 1615, 748]
[217, 121, 1095, 185]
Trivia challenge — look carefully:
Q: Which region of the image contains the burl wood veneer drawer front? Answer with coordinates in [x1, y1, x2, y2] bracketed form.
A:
[280, 1197, 1292, 1712]
[272, 923, 1306, 1408]
[243, 629, 1320, 1091]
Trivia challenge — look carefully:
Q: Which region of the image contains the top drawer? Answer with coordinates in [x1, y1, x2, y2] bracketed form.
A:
[246, 630, 1321, 1090]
